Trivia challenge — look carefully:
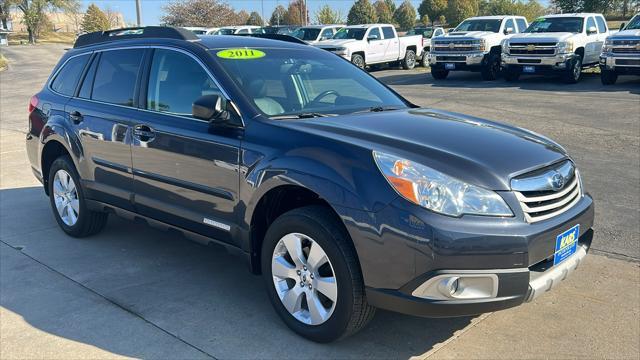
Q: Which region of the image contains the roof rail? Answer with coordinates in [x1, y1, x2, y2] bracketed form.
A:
[74, 26, 198, 48]
[240, 33, 308, 45]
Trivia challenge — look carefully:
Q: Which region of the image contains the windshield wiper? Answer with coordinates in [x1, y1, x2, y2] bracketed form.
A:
[354, 106, 401, 114]
[270, 112, 336, 120]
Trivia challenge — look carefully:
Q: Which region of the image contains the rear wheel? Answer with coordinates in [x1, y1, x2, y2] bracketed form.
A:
[351, 54, 365, 70]
[48, 155, 108, 237]
[600, 68, 618, 85]
[262, 205, 375, 342]
[481, 53, 501, 81]
[431, 68, 449, 79]
[562, 55, 583, 84]
[402, 49, 417, 70]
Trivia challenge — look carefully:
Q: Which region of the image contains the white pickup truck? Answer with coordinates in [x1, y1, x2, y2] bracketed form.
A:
[314, 24, 424, 70]
[599, 13, 640, 84]
[406, 25, 446, 67]
[502, 13, 610, 83]
[428, 16, 528, 80]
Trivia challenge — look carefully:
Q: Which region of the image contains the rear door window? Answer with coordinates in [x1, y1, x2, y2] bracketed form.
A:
[91, 49, 144, 107]
[382, 26, 396, 39]
[50, 54, 90, 96]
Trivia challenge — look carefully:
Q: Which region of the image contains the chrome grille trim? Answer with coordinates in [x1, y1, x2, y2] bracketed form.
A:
[512, 161, 583, 223]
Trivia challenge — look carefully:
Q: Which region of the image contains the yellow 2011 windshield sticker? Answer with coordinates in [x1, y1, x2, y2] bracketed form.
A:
[217, 48, 266, 60]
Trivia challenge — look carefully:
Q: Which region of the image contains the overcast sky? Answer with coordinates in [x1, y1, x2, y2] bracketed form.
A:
[83, 0, 550, 26]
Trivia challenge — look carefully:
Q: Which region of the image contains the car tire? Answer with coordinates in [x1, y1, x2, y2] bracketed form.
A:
[261, 205, 375, 343]
[421, 50, 430, 67]
[351, 54, 365, 70]
[481, 53, 501, 81]
[562, 54, 583, 84]
[402, 49, 417, 70]
[600, 68, 618, 85]
[48, 155, 108, 237]
[431, 68, 449, 79]
[504, 69, 520, 82]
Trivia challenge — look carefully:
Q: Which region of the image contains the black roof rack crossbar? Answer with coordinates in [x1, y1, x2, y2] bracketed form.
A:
[239, 33, 308, 45]
[74, 26, 198, 48]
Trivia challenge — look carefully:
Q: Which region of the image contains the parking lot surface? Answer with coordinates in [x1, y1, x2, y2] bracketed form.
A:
[1, 44, 639, 359]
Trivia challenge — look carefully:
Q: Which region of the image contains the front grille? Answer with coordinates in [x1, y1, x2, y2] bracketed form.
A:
[512, 161, 582, 223]
[433, 40, 476, 53]
[436, 55, 466, 61]
[518, 58, 542, 64]
[612, 48, 640, 54]
[616, 59, 640, 66]
[509, 42, 557, 57]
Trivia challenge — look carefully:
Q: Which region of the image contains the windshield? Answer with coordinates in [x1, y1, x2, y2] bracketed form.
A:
[454, 19, 501, 33]
[625, 15, 640, 30]
[191, 29, 207, 35]
[212, 48, 408, 117]
[216, 28, 236, 35]
[333, 28, 366, 40]
[407, 27, 434, 38]
[293, 28, 321, 41]
[525, 17, 584, 33]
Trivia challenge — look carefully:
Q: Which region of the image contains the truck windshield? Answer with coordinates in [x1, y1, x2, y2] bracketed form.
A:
[293, 28, 321, 41]
[407, 27, 434, 38]
[625, 15, 640, 30]
[333, 28, 367, 40]
[212, 48, 408, 117]
[454, 19, 501, 33]
[524, 17, 584, 33]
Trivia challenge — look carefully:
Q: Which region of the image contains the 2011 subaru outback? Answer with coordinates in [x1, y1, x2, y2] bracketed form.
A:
[26, 27, 594, 342]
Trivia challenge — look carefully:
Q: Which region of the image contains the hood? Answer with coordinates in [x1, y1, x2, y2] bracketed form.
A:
[509, 32, 575, 43]
[314, 39, 357, 47]
[443, 31, 495, 39]
[610, 29, 640, 38]
[278, 109, 568, 191]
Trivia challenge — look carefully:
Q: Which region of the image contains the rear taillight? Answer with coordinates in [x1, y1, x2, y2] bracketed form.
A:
[28, 95, 38, 113]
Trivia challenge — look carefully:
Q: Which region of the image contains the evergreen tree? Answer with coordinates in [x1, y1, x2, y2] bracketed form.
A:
[269, 4, 288, 25]
[446, 0, 480, 27]
[315, 5, 343, 24]
[246, 11, 263, 26]
[347, 0, 378, 25]
[393, 0, 416, 31]
[374, 0, 394, 24]
[81, 3, 110, 33]
[418, 0, 448, 26]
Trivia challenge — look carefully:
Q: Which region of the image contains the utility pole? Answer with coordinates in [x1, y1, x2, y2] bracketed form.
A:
[135, 0, 142, 26]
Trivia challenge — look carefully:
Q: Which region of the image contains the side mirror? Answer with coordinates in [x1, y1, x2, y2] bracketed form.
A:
[367, 35, 379, 41]
[619, 22, 626, 31]
[587, 26, 597, 35]
[504, 27, 514, 35]
[192, 95, 229, 125]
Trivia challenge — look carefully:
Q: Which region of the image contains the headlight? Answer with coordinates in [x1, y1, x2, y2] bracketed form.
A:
[373, 151, 513, 217]
[602, 38, 613, 53]
[335, 47, 348, 55]
[557, 40, 574, 54]
[501, 40, 510, 53]
[472, 39, 487, 52]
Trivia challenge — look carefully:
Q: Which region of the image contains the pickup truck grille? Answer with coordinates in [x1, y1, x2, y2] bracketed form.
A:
[508, 43, 557, 56]
[611, 39, 640, 54]
[432, 40, 475, 53]
[512, 161, 582, 223]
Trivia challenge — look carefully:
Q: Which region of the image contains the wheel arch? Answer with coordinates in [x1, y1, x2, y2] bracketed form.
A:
[39, 119, 83, 195]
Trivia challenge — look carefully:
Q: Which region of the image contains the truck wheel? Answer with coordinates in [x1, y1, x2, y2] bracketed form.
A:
[402, 49, 417, 70]
[261, 205, 375, 342]
[351, 54, 365, 70]
[421, 49, 430, 67]
[562, 55, 583, 84]
[504, 69, 520, 82]
[431, 68, 449, 79]
[600, 68, 618, 85]
[481, 53, 501, 81]
[48, 155, 108, 237]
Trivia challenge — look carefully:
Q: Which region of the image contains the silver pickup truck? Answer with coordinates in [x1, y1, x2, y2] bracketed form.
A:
[599, 14, 640, 84]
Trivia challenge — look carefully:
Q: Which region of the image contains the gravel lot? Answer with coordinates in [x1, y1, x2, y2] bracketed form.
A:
[1, 44, 638, 359]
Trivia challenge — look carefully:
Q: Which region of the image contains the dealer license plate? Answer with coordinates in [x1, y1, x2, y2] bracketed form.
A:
[445, 63, 455, 70]
[554, 224, 580, 266]
[523, 66, 536, 73]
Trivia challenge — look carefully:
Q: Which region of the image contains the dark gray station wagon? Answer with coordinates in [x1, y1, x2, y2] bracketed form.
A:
[26, 27, 594, 342]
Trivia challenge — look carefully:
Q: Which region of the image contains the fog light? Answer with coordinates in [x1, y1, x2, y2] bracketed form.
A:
[437, 276, 460, 298]
[412, 273, 499, 300]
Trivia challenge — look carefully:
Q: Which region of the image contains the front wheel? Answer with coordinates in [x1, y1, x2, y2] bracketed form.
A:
[402, 49, 417, 70]
[48, 155, 108, 237]
[421, 50, 430, 67]
[351, 54, 365, 70]
[562, 55, 583, 84]
[481, 53, 501, 81]
[262, 206, 375, 342]
[600, 68, 618, 85]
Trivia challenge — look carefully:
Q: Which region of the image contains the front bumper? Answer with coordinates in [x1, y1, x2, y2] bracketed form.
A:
[428, 51, 487, 68]
[599, 53, 640, 74]
[338, 190, 594, 318]
[502, 53, 574, 71]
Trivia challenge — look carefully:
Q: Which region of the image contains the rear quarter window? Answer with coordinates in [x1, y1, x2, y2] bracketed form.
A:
[50, 54, 90, 96]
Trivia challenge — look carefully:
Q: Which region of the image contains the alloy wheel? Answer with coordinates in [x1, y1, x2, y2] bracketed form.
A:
[406, 52, 416, 68]
[53, 169, 79, 226]
[271, 232, 338, 325]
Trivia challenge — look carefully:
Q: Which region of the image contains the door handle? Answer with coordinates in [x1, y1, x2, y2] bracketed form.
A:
[133, 124, 156, 142]
[69, 111, 83, 124]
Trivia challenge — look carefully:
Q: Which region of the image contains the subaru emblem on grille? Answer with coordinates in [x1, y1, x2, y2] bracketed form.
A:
[551, 172, 565, 190]
[527, 44, 536, 51]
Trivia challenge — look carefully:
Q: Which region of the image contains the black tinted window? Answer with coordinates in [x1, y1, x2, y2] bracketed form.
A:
[78, 56, 98, 99]
[51, 54, 90, 96]
[382, 27, 395, 39]
[147, 49, 221, 116]
[92, 49, 144, 106]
